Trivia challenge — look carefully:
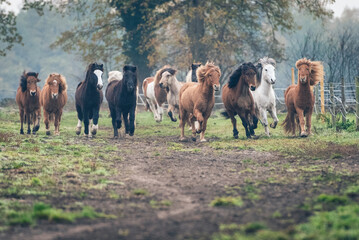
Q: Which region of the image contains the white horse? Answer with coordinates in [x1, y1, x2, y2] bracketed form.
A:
[185, 63, 201, 82]
[251, 57, 278, 136]
[159, 69, 183, 122]
[142, 77, 163, 122]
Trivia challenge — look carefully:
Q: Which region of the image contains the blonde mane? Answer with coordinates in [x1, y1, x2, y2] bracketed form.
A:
[108, 71, 123, 83]
[45, 73, 67, 92]
[196, 62, 221, 83]
[295, 58, 324, 86]
[154, 65, 177, 85]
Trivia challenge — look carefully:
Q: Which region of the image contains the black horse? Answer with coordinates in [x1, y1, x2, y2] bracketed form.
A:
[106, 65, 138, 138]
[75, 63, 104, 137]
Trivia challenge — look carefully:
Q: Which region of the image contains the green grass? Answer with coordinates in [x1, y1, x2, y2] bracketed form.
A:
[210, 196, 243, 207]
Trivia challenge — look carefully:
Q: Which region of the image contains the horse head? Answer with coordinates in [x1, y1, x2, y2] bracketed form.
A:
[191, 63, 201, 82]
[123, 65, 137, 93]
[258, 57, 276, 85]
[21, 71, 40, 96]
[159, 68, 177, 90]
[296, 58, 311, 85]
[197, 62, 221, 91]
[86, 62, 104, 90]
[46, 73, 67, 99]
[241, 63, 257, 91]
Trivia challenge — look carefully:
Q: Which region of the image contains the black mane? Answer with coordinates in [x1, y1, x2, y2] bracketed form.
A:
[20, 71, 39, 92]
[228, 62, 257, 89]
[191, 63, 201, 82]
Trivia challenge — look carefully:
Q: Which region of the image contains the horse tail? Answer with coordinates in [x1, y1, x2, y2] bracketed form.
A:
[282, 112, 296, 134]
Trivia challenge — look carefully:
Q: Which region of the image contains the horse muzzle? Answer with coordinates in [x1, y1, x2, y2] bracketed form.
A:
[213, 85, 220, 91]
[270, 79, 276, 84]
[159, 83, 164, 88]
[300, 77, 307, 84]
[97, 84, 103, 90]
[52, 93, 58, 99]
[30, 91, 36, 96]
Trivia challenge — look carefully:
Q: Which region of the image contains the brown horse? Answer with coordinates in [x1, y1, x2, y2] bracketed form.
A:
[283, 58, 324, 137]
[40, 73, 68, 135]
[222, 62, 258, 139]
[179, 62, 221, 142]
[15, 71, 41, 134]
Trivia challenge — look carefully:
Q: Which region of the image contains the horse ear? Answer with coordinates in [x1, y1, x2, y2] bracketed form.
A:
[100, 64, 104, 71]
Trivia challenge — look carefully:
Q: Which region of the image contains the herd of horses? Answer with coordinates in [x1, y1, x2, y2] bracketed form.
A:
[15, 57, 324, 141]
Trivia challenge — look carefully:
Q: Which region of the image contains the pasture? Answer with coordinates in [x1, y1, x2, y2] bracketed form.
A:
[0, 107, 359, 240]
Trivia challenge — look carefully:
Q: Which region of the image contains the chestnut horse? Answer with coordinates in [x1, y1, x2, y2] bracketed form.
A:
[75, 62, 104, 137]
[179, 62, 221, 142]
[159, 67, 182, 122]
[16, 71, 41, 134]
[283, 58, 324, 137]
[106, 65, 138, 138]
[40, 73, 67, 135]
[186, 63, 201, 82]
[222, 62, 258, 139]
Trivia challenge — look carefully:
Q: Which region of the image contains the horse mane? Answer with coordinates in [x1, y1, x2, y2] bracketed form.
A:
[154, 65, 177, 85]
[108, 71, 123, 83]
[256, 57, 276, 87]
[295, 58, 324, 86]
[196, 62, 221, 84]
[228, 62, 256, 89]
[45, 73, 67, 93]
[20, 71, 39, 92]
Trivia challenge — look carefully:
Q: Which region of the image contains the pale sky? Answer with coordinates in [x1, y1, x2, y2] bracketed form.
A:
[1, 0, 359, 17]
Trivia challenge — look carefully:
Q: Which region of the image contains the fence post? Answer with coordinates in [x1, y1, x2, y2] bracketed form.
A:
[314, 85, 319, 114]
[356, 76, 359, 131]
[291, 67, 295, 85]
[341, 77, 346, 123]
[320, 76, 325, 114]
[330, 83, 336, 130]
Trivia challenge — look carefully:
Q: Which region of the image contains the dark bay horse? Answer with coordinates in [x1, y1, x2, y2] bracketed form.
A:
[16, 71, 41, 134]
[106, 65, 138, 138]
[75, 63, 104, 137]
[222, 62, 258, 139]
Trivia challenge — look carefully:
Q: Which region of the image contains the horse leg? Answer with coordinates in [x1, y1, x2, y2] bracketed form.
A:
[296, 108, 307, 137]
[91, 107, 100, 136]
[193, 109, 204, 134]
[168, 104, 177, 122]
[260, 108, 269, 136]
[148, 99, 159, 122]
[83, 110, 90, 137]
[123, 111, 130, 134]
[199, 118, 208, 142]
[19, 109, 24, 134]
[190, 118, 197, 141]
[76, 105, 82, 135]
[306, 111, 312, 135]
[269, 106, 279, 129]
[110, 107, 118, 138]
[179, 110, 188, 141]
[54, 111, 61, 136]
[129, 106, 136, 136]
[32, 108, 41, 134]
[26, 112, 31, 134]
[239, 114, 251, 138]
[44, 111, 50, 135]
[227, 111, 238, 139]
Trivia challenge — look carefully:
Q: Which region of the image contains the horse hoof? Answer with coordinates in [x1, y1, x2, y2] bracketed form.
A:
[270, 123, 277, 129]
[200, 138, 207, 142]
[54, 132, 60, 136]
[91, 129, 97, 135]
[196, 130, 201, 134]
[129, 132, 134, 136]
[234, 135, 238, 139]
[191, 137, 196, 142]
[27, 130, 31, 134]
[20, 130, 24, 134]
[114, 135, 119, 139]
[46, 131, 51, 136]
[300, 132, 308, 137]
[33, 125, 40, 132]
[252, 135, 259, 139]
[179, 137, 187, 142]
[32, 131, 36, 135]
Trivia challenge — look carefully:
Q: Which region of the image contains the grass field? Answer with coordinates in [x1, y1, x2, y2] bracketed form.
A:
[0, 107, 358, 239]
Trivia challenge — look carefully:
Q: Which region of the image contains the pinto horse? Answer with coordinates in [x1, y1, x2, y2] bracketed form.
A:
[16, 71, 41, 134]
[222, 62, 258, 139]
[251, 57, 278, 136]
[186, 63, 201, 82]
[159, 67, 183, 122]
[106, 65, 138, 138]
[283, 58, 324, 137]
[75, 62, 104, 137]
[179, 62, 221, 142]
[40, 73, 68, 135]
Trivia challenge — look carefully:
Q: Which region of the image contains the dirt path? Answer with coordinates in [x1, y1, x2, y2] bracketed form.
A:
[2, 135, 359, 240]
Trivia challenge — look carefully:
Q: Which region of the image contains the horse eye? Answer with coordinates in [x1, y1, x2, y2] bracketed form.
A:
[265, 69, 268, 71]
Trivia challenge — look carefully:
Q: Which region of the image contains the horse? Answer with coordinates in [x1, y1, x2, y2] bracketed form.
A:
[251, 57, 278, 136]
[75, 62, 104, 137]
[222, 62, 258, 139]
[40, 73, 68, 135]
[179, 62, 221, 142]
[282, 58, 324, 137]
[15, 71, 41, 134]
[106, 66, 138, 138]
[185, 63, 201, 82]
[159, 67, 183, 122]
[142, 77, 155, 113]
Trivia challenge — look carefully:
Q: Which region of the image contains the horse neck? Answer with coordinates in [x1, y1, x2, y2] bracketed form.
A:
[235, 78, 250, 96]
[83, 75, 97, 93]
[169, 77, 181, 95]
[297, 80, 311, 94]
[199, 79, 214, 99]
[258, 76, 272, 96]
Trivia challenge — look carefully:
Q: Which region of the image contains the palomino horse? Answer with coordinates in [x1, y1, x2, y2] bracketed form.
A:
[16, 71, 41, 134]
[40, 73, 68, 135]
[222, 62, 258, 139]
[251, 57, 278, 136]
[186, 63, 201, 82]
[159, 67, 183, 122]
[106, 66, 138, 138]
[75, 62, 104, 137]
[179, 62, 221, 142]
[283, 58, 324, 137]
